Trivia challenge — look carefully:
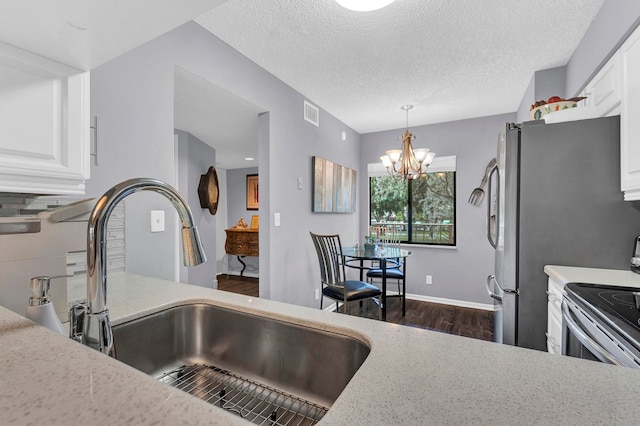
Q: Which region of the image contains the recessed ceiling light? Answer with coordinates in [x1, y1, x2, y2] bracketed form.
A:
[244, 157, 255, 161]
[336, 0, 395, 12]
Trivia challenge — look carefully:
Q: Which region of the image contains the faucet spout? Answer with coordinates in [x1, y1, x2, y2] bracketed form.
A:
[76, 178, 206, 355]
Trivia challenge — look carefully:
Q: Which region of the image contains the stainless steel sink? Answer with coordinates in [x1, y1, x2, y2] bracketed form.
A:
[112, 303, 370, 425]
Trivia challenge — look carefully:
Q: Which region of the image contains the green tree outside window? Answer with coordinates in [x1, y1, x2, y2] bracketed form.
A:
[369, 172, 456, 245]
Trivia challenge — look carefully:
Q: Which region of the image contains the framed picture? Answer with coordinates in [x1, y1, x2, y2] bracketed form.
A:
[312, 156, 356, 213]
[250, 215, 259, 230]
[246, 174, 259, 210]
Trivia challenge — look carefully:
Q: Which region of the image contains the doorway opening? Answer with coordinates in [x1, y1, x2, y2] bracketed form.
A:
[173, 65, 266, 291]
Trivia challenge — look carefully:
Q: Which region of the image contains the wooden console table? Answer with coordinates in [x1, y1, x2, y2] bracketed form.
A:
[225, 228, 259, 277]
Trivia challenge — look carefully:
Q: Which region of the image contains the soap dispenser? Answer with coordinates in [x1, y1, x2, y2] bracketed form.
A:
[26, 275, 68, 336]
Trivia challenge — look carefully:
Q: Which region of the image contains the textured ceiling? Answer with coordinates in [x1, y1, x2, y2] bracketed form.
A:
[0, 0, 228, 70]
[196, 0, 603, 134]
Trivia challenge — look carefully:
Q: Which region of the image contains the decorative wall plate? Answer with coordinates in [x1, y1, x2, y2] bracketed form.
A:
[198, 166, 219, 215]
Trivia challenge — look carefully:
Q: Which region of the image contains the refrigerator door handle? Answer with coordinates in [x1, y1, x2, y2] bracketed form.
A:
[486, 163, 499, 248]
[486, 274, 502, 301]
[491, 274, 519, 296]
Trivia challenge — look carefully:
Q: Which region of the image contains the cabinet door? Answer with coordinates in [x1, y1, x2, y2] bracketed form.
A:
[0, 42, 89, 195]
[583, 51, 622, 117]
[621, 27, 640, 200]
[546, 277, 564, 355]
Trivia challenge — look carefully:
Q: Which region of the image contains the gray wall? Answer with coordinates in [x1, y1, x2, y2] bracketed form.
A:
[87, 2, 640, 310]
[90, 22, 361, 308]
[88, 43, 178, 281]
[360, 113, 515, 304]
[516, 67, 567, 124]
[175, 129, 217, 287]
[257, 112, 271, 300]
[566, 0, 640, 97]
[516, 2, 640, 124]
[516, 75, 535, 125]
[226, 167, 259, 276]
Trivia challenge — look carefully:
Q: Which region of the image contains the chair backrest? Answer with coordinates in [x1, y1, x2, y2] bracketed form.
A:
[310, 232, 345, 287]
[370, 225, 400, 248]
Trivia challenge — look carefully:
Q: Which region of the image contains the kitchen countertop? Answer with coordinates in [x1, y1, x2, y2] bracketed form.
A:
[2, 272, 640, 425]
[544, 264, 640, 288]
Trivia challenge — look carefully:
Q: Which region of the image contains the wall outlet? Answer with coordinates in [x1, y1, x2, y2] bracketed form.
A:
[314, 288, 320, 300]
[426, 275, 433, 285]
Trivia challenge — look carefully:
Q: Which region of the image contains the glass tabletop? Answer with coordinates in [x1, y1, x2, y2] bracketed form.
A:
[341, 246, 411, 260]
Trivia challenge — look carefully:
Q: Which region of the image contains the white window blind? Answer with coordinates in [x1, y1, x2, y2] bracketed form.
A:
[367, 155, 456, 177]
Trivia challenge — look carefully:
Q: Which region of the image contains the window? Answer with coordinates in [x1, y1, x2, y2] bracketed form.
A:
[368, 156, 456, 246]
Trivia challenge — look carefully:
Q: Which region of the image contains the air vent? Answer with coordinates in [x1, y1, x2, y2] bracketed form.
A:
[304, 100, 319, 126]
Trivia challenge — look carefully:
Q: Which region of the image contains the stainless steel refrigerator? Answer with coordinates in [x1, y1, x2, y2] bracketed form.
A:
[484, 116, 640, 351]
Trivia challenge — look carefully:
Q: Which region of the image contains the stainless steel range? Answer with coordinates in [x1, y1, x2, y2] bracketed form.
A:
[562, 282, 640, 368]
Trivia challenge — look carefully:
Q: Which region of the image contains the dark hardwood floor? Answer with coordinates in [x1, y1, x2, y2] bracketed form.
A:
[216, 275, 494, 342]
[339, 297, 494, 341]
[217, 274, 259, 297]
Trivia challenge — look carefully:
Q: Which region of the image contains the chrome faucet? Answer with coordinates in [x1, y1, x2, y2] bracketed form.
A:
[70, 178, 206, 355]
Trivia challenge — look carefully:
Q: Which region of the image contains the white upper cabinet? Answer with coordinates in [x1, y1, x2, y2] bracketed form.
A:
[621, 25, 640, 200]
[0, 42, 89, 194]
[0, 0, 227, 195]
[582, 51, 622, 117]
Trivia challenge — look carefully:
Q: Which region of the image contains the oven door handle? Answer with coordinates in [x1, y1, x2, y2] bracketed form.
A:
[561, 300, 624, 366]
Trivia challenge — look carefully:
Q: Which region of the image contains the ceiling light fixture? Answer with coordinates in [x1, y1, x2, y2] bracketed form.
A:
[336, 0, 396, 12]
[380, 105, 435, 180]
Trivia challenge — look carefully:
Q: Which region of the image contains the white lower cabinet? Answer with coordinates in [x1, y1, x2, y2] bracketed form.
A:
[546, 277, 565, 355]
[621, 25, 640, 200]
[0, 41, 89, 195]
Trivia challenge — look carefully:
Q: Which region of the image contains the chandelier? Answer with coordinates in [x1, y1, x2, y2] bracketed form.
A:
[380, 105, 435, 180]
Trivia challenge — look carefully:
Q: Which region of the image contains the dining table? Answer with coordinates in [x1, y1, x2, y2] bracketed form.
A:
[341, 245, 412, 321]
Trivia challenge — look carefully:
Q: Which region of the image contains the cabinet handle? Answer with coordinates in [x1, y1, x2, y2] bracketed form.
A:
[90, 116, 99, 166]
[546, 290, 560, 303]
[545, 332, 560, 349]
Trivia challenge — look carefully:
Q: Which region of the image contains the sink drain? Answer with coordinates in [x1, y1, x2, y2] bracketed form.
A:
[156, 363, 327, 425]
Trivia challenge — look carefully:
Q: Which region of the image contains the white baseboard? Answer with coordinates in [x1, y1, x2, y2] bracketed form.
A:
[405, 293, 495, 311]
[320, 297, 342, 312]
[321, 294, 495, 312]
[220, 272, 259, 279]
[323, 303, 339, 312]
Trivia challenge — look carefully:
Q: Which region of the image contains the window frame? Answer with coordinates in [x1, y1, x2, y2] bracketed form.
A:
[367, 156, 457, 247]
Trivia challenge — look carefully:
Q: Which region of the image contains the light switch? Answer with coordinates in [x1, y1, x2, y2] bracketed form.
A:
[297, 177, 303, 190]
[150, 210, 165, 233]
[274, 212, 281, 227]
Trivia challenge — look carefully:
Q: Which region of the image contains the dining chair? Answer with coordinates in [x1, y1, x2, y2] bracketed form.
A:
[310, 232, 381, 316]
[366, 225, 405, 295]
